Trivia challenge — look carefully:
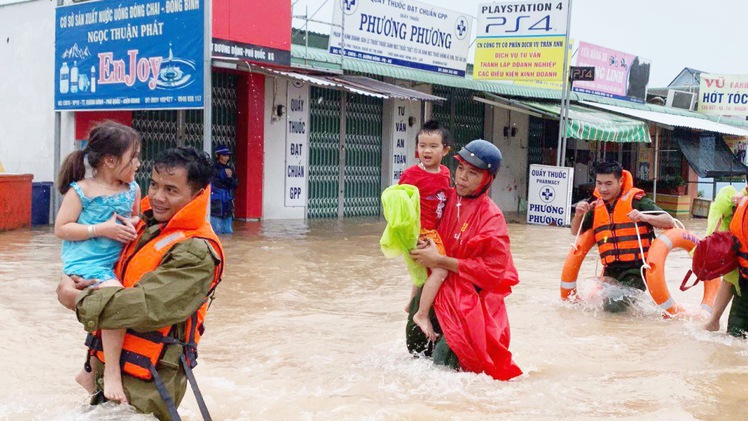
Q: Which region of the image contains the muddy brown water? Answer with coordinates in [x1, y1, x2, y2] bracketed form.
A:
[1, 217, 747, 420]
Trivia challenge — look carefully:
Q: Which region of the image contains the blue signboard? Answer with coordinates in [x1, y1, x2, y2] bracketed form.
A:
[55, 0, 204, 110]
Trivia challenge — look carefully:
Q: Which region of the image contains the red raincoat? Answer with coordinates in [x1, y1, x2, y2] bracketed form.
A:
[433, 189, 523, 381]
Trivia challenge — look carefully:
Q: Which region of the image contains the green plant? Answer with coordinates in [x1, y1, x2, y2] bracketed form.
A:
[698, 189, 705, 198]
[661, 175, 685, 190]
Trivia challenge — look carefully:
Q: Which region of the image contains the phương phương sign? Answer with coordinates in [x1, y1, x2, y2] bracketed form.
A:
[330, 0, 472, 76]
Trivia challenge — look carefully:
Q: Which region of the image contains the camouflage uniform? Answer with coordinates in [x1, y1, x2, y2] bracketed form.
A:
[76, 217, 219, 420]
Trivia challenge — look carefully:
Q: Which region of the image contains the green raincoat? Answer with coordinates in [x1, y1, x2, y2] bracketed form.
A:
[721, 185, 748, 337]
[707, 185, 740, 292]
[380, 184, 428, 287]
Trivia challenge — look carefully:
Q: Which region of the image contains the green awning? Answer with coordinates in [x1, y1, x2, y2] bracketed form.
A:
[289, 44, 748, 133]
[291, 45, 565, 100]
[522, 101, 652, 143]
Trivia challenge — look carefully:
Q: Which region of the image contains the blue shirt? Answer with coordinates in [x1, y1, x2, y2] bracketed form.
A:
[61, 181, 138, 281]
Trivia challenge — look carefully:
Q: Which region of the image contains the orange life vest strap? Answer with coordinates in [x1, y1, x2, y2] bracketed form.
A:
[593, 188, 653, 264]
[599, 247, 649, 261]
[85, 330, 174, 368]
[593, 221, 651, 234]
[732, 199, 748, 281]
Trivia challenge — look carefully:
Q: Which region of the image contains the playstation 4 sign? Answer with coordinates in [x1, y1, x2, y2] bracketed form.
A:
[570, 66, 595, 82]
[330, 0, 472, 76]
[527, 164, 574, 226]
[54, 0, 204, 110]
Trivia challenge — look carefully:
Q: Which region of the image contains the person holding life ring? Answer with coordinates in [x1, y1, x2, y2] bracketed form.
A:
[702, 185, 745, 332]
[569, 161, 675, 312]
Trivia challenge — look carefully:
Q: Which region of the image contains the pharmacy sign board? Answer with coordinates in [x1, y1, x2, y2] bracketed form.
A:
[330, 0, 472, 76]
[527, 164, 573, 226]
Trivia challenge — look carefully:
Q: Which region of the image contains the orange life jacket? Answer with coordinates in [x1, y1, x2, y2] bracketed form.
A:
[592, 170, 653, 265]
[730, 197, 748, 280]
[87, 187, 224, 380]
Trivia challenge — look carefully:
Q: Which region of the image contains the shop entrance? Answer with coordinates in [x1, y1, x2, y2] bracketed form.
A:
[307, 87, 383, 218]
[132, 71, 238, 191]
[430, 86, 485, 175]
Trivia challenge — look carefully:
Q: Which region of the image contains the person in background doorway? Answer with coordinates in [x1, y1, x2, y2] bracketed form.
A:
[573, 152, 591, 189]
[570, 161, 675, 312]
[210, 145, 239, 234]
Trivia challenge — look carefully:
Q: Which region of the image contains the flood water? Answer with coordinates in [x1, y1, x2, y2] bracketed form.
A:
[2, 216, 748, 420]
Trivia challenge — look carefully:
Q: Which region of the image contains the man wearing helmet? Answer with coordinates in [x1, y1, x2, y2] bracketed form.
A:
[408, 139, 523, 381]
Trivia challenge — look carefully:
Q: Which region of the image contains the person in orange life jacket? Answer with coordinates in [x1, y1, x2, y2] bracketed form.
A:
[400, 120, 452, 342]
[57, 147, 223, 420]
[570, 161, 674, 311]
[702, 185, 747, 332]
[210, 144, 239, 235]
[408, 139, 523, 381]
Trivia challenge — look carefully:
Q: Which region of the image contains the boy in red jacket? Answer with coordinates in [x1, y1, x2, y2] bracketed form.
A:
[399, 120, 452, 341]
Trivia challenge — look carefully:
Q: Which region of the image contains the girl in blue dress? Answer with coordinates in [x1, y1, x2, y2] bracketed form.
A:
[55, 121, 142, 404]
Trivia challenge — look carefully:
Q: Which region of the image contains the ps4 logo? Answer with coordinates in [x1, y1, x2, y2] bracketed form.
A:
[342, 0, 357, 14]
[485, 15, 553, 34]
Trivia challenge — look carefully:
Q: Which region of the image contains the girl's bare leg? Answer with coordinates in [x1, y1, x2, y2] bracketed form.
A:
[75, 368, 96, 394]
[96, 279, 128, 403]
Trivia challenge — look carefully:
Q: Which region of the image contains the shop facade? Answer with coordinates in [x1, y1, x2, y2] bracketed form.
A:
[6, 0, 748, 224]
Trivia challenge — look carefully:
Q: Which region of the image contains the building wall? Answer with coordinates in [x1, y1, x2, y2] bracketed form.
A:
[262, 77, 309, 219]
[380, 80, 427, 189]
[489, 108, 530, 213]
[0, 0, 75, 181]
[235, 72, 265, 220]
[75, 112, 133, 140]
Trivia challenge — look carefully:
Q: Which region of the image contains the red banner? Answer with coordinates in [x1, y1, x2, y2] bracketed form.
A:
[213, 0, 291, 66]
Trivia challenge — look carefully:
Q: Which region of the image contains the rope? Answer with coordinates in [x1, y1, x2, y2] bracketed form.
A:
[572, 202, 603, 278]
[570, 209, 587, 251]
[633, 210, 682, 288]
[572, 206, 682, 287]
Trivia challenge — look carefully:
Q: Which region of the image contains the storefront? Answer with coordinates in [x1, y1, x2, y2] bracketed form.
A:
[487, 99, 652, 203]
[584, 102, 748, 200]
[55, 0, 292, 221]
[265, 72, 441, 219]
